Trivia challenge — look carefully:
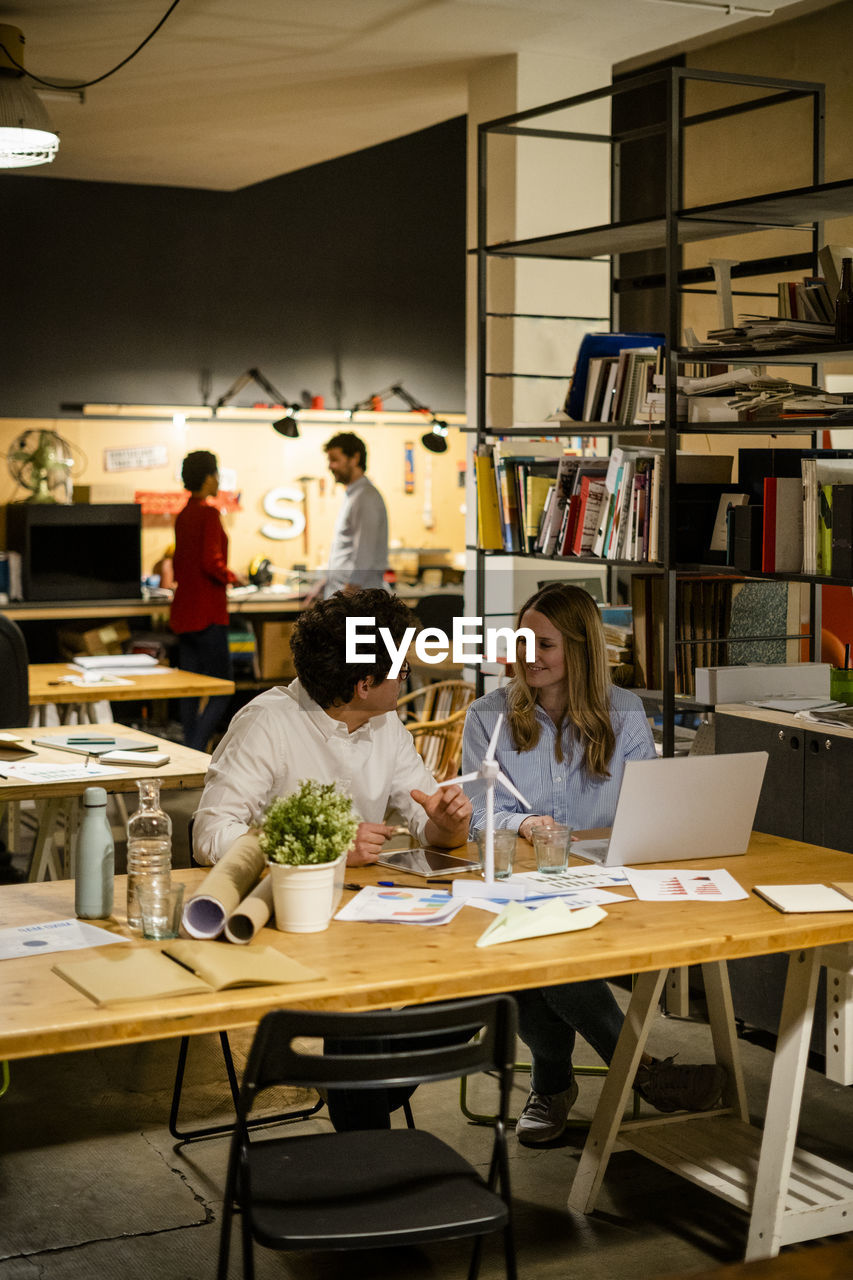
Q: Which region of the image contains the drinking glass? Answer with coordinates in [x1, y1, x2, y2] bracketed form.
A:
[474, 827, 516, 879]
[138, 882, 185, 940]
[532, 825, 571, 874]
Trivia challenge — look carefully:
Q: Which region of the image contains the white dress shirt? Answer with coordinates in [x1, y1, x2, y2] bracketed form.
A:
[193, 678, 437, 864]
[325, 474, 389, 597]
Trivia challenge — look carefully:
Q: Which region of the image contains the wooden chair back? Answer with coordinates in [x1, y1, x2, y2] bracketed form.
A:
[397, 679, 475, 782]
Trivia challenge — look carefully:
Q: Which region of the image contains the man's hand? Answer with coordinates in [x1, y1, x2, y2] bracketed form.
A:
[411, 784, 472, 849]
[347, 821, 397, 866]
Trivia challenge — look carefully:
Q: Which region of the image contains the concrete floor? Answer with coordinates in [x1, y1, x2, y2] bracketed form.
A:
[2, 967, 852, 1279]
[2, 787, 853, 1278]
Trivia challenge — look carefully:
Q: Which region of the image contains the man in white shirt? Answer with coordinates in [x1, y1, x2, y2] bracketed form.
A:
[319, 432, 388, 599]
[193, 589, 470, 865]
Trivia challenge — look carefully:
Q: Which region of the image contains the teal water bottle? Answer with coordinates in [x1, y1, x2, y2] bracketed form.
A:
[75, 787, 115, 919]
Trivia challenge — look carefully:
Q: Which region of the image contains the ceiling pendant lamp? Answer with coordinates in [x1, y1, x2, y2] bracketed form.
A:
[0, 25, 59, 169]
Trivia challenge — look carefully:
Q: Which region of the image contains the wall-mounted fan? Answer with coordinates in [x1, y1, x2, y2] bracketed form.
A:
[6, 429, 75, 502]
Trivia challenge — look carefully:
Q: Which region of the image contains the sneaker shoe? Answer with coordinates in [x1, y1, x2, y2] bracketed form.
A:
[634, 1056, 727, 1114]
[516, 1080, 579, 1144]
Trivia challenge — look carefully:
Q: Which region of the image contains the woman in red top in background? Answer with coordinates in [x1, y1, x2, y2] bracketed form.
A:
[171, 450, 246, 751]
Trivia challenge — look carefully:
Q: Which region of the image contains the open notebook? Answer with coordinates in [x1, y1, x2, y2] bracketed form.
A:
[53, 941, 321, 1005]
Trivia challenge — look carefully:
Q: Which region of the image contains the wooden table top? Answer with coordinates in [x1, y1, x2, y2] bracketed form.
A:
[716, 702, 853, 742]
[0, 723, 211, 801]
[2, 831, 852, 1063]
[4, 591, 305, 623]
[28, 664, 235, 706]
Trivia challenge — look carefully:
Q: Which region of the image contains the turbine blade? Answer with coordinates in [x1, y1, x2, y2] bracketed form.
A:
[495, 770, 530, 808]
[484, 713, 503, 763]
[446, 772, 480, 786]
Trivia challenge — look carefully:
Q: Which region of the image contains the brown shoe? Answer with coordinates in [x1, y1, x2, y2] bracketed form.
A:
[634, 1056, 727, 1113]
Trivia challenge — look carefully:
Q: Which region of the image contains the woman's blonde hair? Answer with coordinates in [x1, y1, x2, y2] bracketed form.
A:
[506, 583, 615, 777]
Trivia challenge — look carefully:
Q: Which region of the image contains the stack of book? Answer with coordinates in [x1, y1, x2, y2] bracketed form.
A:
[601, 612, 634, 687]
[631, 575, 734, 696]
[725, 448, 853, 578]
[690, 315, 835, 353]
[581, 344, 660, 425]
[474, 444, 664, 562]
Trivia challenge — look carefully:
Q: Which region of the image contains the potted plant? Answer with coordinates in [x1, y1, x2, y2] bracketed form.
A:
[260, 780, 358, 933]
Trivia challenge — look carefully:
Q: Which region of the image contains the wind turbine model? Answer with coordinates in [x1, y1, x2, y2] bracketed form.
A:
[440, 713, 530, 900]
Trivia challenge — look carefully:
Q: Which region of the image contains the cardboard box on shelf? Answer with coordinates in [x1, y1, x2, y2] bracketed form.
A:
[72, 484, 135, 504]
[258, 621, 297, 681]
[58, 621, 132, 658]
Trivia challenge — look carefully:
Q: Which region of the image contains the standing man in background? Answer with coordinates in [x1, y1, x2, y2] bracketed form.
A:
[310, 432, 388, 600]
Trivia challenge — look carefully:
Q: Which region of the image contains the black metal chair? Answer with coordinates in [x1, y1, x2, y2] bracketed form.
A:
[217, 996, 518, 1280]
[169, 817, 322, 1141]
[0, 614, 29, 728]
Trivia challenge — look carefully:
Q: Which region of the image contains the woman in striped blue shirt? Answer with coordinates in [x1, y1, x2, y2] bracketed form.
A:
[462, 583, 725, 1143]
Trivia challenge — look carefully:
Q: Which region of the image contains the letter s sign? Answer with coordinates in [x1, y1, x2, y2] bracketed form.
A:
[260, 486, 306, 541]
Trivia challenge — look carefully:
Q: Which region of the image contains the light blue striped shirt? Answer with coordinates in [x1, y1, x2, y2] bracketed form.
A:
[461, 684, 656, 833]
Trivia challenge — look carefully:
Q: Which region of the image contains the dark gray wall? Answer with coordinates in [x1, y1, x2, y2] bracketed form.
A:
[0, 118, 466, 417]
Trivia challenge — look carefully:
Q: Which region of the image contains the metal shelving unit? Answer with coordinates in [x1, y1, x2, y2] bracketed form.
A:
[475, 65, 853, 754]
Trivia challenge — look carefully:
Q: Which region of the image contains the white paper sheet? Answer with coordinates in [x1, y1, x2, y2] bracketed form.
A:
[0, 761, 127, 783]
[511, 867, 630, 895]
[335, 885, 465, 926]
[623, 867, 748, 902]
[465, 886, 629, 914]
[0, 919, 128, 961]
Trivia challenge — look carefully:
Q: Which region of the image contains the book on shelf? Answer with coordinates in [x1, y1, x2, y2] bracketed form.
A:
[572, 475, 607, 555]
[805, 457, 853, 576]
[524, 472, 557, 552]
[492, 442, 520, 552]
[818, 483, 834, 576]
[565, 331, 664, 422]
[541, 456, 580, 553]
[583, 356, 616, 422]
[831, 484, 853, 579]
[762, 476, 803, 574]
[533, 483, 555, 553]
[474, 449, 503, 551]
[631, 575, 735, 696]
[727, 504, 764, 572]
[817, 243, 853, 302]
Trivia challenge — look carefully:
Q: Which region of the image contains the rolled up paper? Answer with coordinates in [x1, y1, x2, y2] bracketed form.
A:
[224, 874, 274, 945]
[182, 832, 266, 939]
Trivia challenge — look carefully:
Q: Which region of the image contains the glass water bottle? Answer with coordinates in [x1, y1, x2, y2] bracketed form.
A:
[126, 777, 172, 929]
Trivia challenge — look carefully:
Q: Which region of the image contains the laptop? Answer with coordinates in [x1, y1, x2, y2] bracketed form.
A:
[572, 751, 768, 867]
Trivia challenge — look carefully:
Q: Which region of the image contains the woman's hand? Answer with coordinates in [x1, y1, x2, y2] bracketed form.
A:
[519, 814, 557, 843]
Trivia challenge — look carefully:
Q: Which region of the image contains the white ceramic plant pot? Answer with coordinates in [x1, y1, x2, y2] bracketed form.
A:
[268, 854, 346, 933]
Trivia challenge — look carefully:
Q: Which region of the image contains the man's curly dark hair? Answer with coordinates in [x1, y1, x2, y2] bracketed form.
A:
[291, 590, 417, 708]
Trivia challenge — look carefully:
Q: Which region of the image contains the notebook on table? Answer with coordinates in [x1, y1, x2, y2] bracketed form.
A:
[572, 752, 768, 868]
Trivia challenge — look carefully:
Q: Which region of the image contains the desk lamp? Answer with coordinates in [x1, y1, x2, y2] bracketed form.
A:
[349, 382, 451, 453]
[440, 713, 529, 901]
[213, 368, 301, 437]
